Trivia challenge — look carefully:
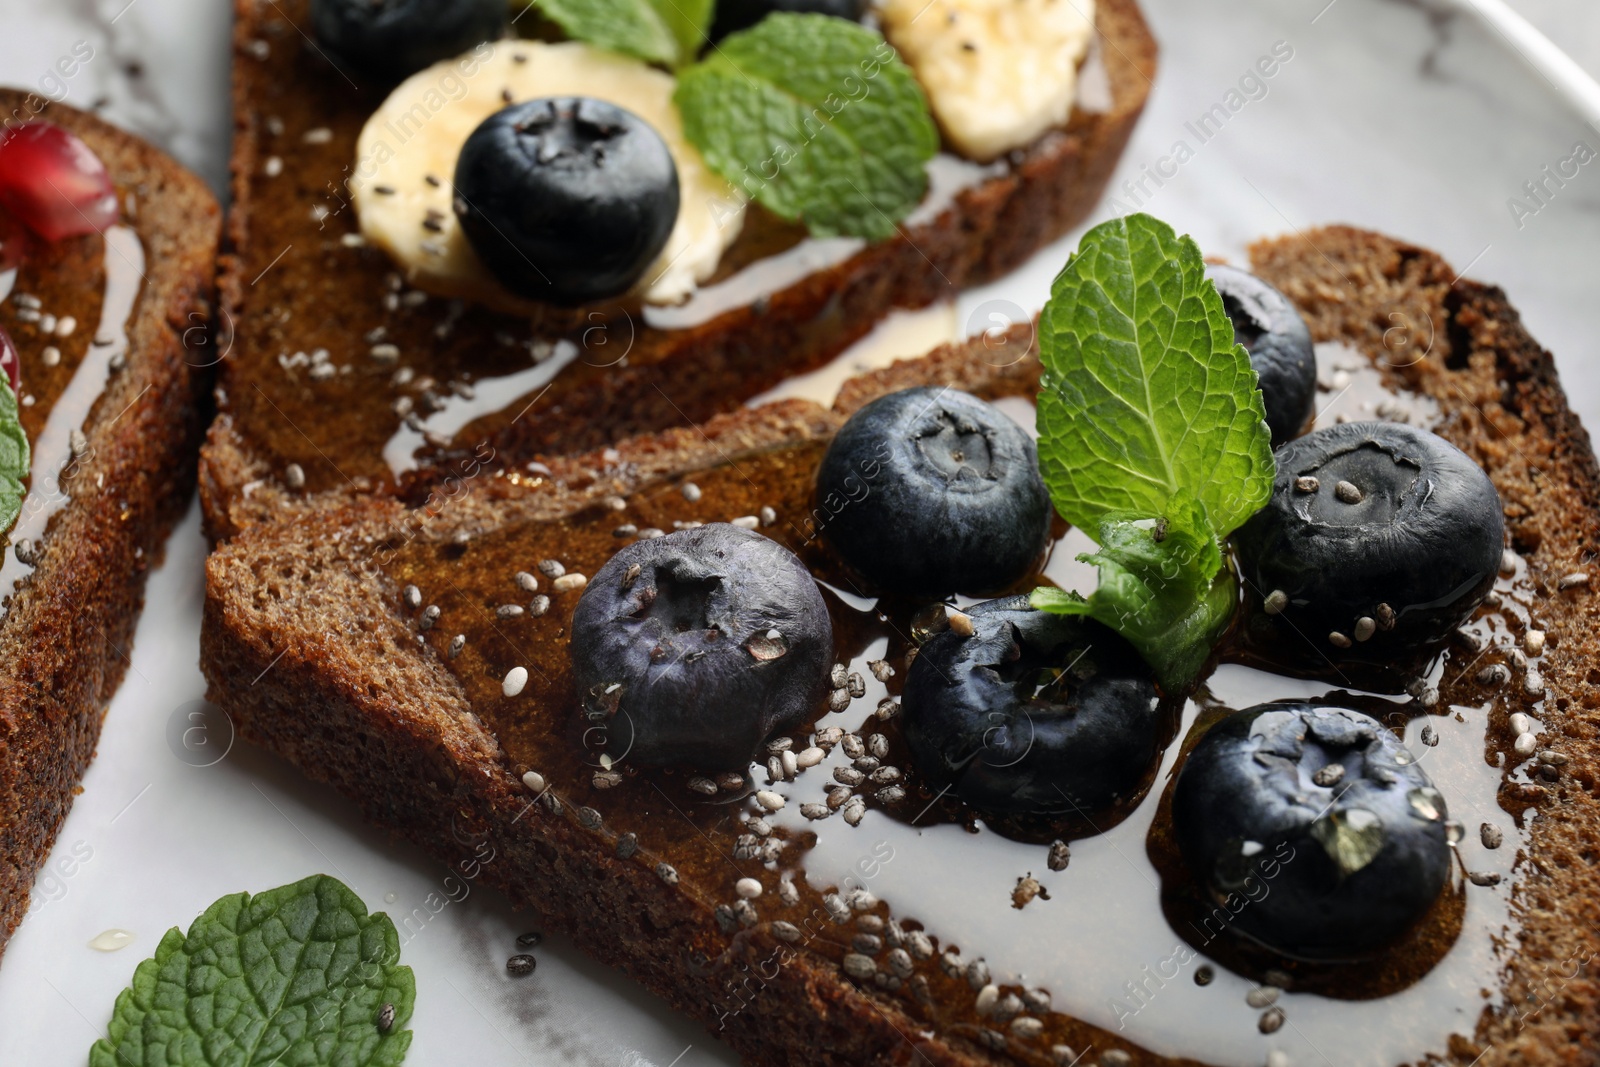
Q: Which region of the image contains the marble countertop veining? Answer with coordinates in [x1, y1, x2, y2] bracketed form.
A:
[1, 2, 1599, 1067]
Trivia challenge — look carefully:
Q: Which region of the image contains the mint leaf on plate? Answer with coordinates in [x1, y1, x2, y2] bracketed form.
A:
[90, 874, 415, 1067]
[676, 13, 939, 241]
[1031, 214, 1274, 690]
[0, 375, 28, 541]
[530, 0, 712, 69]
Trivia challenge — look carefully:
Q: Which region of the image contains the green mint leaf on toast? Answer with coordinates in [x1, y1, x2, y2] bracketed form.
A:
[529, 0, 712, 69]
[1030, 493, 1236, 690]
[1031, 213, 1275, 690]
[676, 13, 939, 241]
[90, 875, 415, 1067]
[1036, 213, 1273, 534]
[0, 375, 27, 540]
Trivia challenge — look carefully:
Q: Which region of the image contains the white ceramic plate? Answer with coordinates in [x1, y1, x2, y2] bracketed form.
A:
[2, 1, 1599, 1064]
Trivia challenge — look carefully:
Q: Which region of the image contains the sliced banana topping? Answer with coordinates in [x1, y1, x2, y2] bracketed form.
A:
[350, 41, 746, 308]
[878, 0, 1095, 163]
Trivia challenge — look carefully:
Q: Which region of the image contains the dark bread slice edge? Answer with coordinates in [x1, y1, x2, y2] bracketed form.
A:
[1250, 227, 1600, 1067]
[199, 0, 1157, 541]
[201, 227, 1600, 1066]
[0, 91, 220, 957]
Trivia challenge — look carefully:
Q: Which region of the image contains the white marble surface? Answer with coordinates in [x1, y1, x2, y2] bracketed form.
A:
[1505, 0, 1600, 81]
[1, 2, 1599, 1066]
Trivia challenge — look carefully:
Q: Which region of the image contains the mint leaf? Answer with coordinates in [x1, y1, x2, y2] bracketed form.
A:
[529, 0, 712, 68]
[90, 875, 415, 1067]
[1030, 493, 1237, 690]
[1035, 213, 1273, 536]
[0, 376, 27, 540]
[1031, 214, 1274, 690]
[676, 13, 939, 241]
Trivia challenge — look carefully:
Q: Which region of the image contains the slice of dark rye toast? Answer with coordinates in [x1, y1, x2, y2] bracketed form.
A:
[199, 0, 1156, 542]
[0, 92, 220, 955]
[202, 226, 1600, 1067]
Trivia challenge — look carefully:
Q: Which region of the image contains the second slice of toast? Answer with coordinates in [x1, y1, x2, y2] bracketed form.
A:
[201, 0, 1156, 541]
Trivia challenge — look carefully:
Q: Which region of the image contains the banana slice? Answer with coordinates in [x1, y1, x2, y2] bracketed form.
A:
[878, 0, 1096, 163]
[350, 40, 745, 309]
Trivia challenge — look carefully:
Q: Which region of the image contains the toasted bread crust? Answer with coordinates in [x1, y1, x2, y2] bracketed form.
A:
[1250, 227, 1600, 1066]
[200, 0, 1156, 541]
[203, 229, 1600, 1065]
[0, 92, 219, 954]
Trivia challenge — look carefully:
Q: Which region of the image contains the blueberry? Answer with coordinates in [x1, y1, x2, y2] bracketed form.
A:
[711, 0, 867, 40]
[310, 0, 505, 81]
[1206, 265, 1315, 447]
[453, 98, 679, 305]
[814, 388, 1051, 597]
[1172, 703, 1452, 960]
[569, 523, 832, 770]
[1233, 422, 1502, 673]
[901, 596, 1163, 816]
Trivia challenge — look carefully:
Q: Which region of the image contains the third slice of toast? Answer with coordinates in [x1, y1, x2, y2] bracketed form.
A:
[0, 91, 219, 956]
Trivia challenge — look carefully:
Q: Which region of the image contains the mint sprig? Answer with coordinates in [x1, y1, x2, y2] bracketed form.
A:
[529, 0, 713, 69]
[1030, 214, 1275, 690]
[675, 14, 939, 241]
[91, 875, 415, 1067]
[0, 375, 27, 540]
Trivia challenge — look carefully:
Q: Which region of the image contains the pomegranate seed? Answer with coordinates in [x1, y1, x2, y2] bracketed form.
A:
[0, 122, 118, 242]
[0, 326, 19, 397]
[0, 211, 32, 273]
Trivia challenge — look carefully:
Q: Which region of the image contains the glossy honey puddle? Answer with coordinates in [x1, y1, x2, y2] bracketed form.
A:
[385, 342, 1540, 1067]
[0, 223, 142, 615]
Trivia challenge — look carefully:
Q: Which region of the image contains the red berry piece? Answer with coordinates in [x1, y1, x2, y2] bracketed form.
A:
[0, 326, 19, 397]
[0, 122, 118, 242]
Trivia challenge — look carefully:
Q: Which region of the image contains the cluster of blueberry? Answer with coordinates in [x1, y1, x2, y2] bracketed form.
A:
[569, 265, 1504, 964]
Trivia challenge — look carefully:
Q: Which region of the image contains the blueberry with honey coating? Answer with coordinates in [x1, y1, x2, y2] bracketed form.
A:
[1205, 264, 1317, 447]
[902, 596, 1162, 816]
[1233, 421, 1502, 664]
[569, 524, 831, 770]
[1172, 703, 1453, 960]
[310, 0, 505, 81]
[815, 388, 1051, 597]
[454, 97, 679, 305]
